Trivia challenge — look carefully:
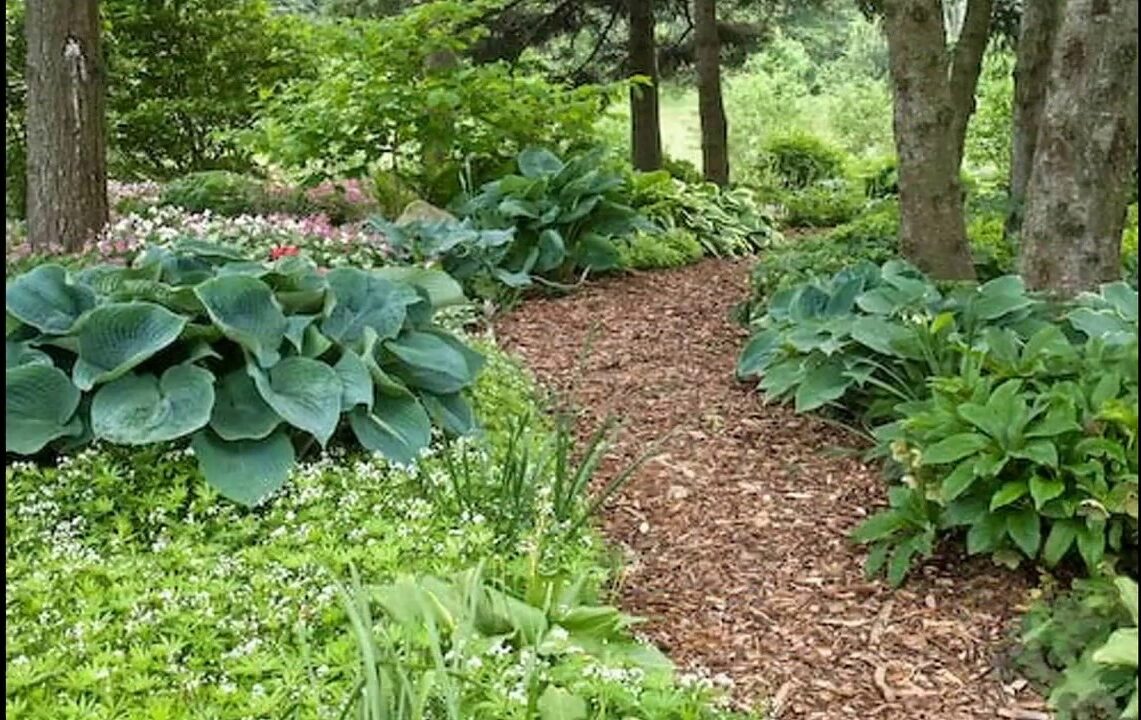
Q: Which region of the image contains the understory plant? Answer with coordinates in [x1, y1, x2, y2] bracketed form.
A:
[5, 242, 482, 505]
[454, 148, 650, 286]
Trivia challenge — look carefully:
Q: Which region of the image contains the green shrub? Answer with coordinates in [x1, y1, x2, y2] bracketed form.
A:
[159, 171, 270, 216]
[1020, 575, 1139, 719]
[662, 155, 704, 184]
[851, 283, 1139, 585]
[453, 148, 648, 285]
[1124, 204, 1138, 287]
[760, 131, 847, 191]
[775, 180, 864, 228]
[859, 155, 899, 200]
[5, 244, 482, 505]
[619, 227, 705, 269]
[968, 210, 1016, 279]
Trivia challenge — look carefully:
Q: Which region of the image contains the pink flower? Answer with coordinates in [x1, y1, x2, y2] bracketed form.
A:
[269, 245, 300, 260]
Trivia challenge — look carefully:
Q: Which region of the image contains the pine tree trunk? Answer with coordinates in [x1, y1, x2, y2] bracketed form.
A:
[1019, 0, 1139, 297]
[1005, 0, 1061, 240]
[25, 0, 108, 253]
[694, 0, 728, 185]
[882, 0, 977, 280]
[628, 0, 662, 171]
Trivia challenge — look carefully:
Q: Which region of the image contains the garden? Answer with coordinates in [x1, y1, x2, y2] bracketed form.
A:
[5, 1, 1139, 719]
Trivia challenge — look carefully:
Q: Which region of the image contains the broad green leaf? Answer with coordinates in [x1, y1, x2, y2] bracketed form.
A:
[736, 329, 781, 378]
[920, 433, 990, 466]
[384, 331, 484, 395]
[71, 302, 188, 390]
[850, 317, 922, 359]
[959, 402, 1005, 441]
[191, 429, 294, 507]
[6, 340, 52, 369]
[371, 267, 466, 308]
[420, 392, 476, 436]
[250, 357, 342, 446]
[195, 275, 288, 367]
[91, 365, 214, 445]
[1076, 522, 1106, 571]
[1042, 520, 1078, 567]
[209, 369, 280, 441]
[1029, 476, 1066, 509]
[1117, 576, 1139, 625]
[966, 512, 1006, 555]
[1091, 628, 1139, 667]
[940, 460, 978, 502]
[537, 686, 587, 720]
[1006, 506, 1041, 557]
[321, 268, 418, 345]
[887, 537, 920, 587]
[571, 233, 622, 271]
[6, 364, 81, 453]
[5, 264, 96, 334]
[334, 349, 374, 412]
[534, 228, 566, 272]
[1009, 441, 1058, 468]
[990, 481, 1029, 511]
[517, 148, 565, 178]
[284, 315, 317, 352]
[850, 510, 904, 543]
[348, 393, 431, 465]
[794, 360, 851, 412]
[973, 275, 1033, 319]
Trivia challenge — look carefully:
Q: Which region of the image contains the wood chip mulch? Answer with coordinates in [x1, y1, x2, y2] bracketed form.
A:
[493, 258, 1051, 720]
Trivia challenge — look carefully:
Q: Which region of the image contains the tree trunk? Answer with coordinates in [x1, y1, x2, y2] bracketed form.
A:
[882, 0, 976, 280]
[1005, 0, 1061, 240]
[628, 0, 662, 171]
[1019, 0, 1139, 297]
[25, 0, 108, 253]
[947, 0, 994, 168]
[694, 0, 728, 185]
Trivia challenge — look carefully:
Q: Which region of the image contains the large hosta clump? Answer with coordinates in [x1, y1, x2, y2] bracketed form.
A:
[5, 241, 483, 506]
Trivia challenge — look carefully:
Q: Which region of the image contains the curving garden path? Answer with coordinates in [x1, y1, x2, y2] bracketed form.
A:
[494, 258, 1052, 720]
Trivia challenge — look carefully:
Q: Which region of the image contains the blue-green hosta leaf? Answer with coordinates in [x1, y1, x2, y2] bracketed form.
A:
[794, 359, 851, 412]
[334, 350, 373, 412]
[1099, 282, 1139, 322]
[757, 357, 805, 398]
[6, 340, 52, 369]
[971, 275, 1033, 320]
[71, 302, 188, 391]
[535, 228, 566, 272]
[1067, 307, 1135, 344]
[850, 316, 923, 359]
[249, 357, 342, 446]
[191, 429, 295, 508]
[91, 364, 215, 445]
[6, 364, 82, 453]
[195, 275, 288, 367]
[571, 233, 622, 271]
[558, 195, 603, 224]
[420, 392, 476, 436]
[919, 433, 991, 465]
[517, 148, 565, 178]
[348, 393, 431, 466]
[321, 268, 418, 345]
[736, 329, 781, 378]
[371, 268, 465, 308]
[209, 369, 280, 441]
[5, 264, 97, 334]
[284, 315, 317, 352]
[384, 331, 484, 395]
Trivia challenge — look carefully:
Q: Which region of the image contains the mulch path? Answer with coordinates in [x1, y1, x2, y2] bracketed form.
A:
[493, 258, 1051, 719]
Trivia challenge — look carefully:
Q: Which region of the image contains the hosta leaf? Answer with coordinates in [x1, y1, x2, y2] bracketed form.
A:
[371, 267, 465, 308]
[6, 340, 52, 369]
[1029, 476, 1066, 509]
[348, 393, 431, 466]
[384, 331, 484, 395]
[736, 329, 781, 378]
[334, 350, 373, 412]
[191, 429, 294, 508]
[571, 233, 622, 271]
[920, 433, 990, 465]
[990, 481, 1029, 511]
[420, 392, 476, 436]
[1042, 520, 1078, 567]
[209, 369, 280, 441]
[517, 148, 565, 178]
[91, 364, 214, 445]
[1091, 628, 1139, 667]
[850, 317, 922, 359]
[250, 357, 342, 446]
[794, 360, 850, 412]
[321, 268, 418, 345]
[757, 358, 804, 398]
[972, 275, 1033, 319]
[534, 228, 566, 272]
[6, 364, 82, 454]
[284, 315, 317, 352]
[195, 275, 288, 367]
[1006, 506, 1041, 557]
[5, 264, 96, 334]
[71, 302, 188, 391]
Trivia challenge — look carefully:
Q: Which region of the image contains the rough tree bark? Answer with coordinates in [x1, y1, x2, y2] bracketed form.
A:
[629, 0, 662, 171]
[25, 0, 108, 252]
[1004, 0, 1062, 240]
[881, 0, 991, 280]
[1019, 0, 1139, 297]
[694, 0, 729, 185]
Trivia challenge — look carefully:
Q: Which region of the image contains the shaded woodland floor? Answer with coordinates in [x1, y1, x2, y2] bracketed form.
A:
[494, 258, 1052, 719]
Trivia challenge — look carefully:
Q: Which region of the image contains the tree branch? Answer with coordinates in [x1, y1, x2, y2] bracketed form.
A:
[948, 0, 994, 167]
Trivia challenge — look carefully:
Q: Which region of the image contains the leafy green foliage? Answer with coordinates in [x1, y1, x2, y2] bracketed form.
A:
[619, 228, 705, 270]
[454, 148, 649, 285]
[159, 171, 271, 216]
[1020, 575, 1139, 720]
[626, 170, 777, 257]
[775, 180, 864, 228]
[760, 131, 847, 191]
[5, 244, 481, 506]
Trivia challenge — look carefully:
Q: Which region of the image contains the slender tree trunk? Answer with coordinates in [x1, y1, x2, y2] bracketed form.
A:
[1005, 0, 1061, 240]
[25, 0, 108, 252]
[1019, 0, 1139, 297]
[628, 0, 662, 171]
[694, 0, 728, 185]
[947, 0, 993, 168]
[882, 0, 977, 280]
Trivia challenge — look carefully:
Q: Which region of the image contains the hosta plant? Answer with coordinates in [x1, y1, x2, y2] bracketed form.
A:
[5, 241, 483, 506]
[454, 148, 651, 284]
[853, 283, 1139, 585]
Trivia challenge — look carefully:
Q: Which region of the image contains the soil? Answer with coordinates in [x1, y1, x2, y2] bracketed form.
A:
[493, 258, 1050, 720]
